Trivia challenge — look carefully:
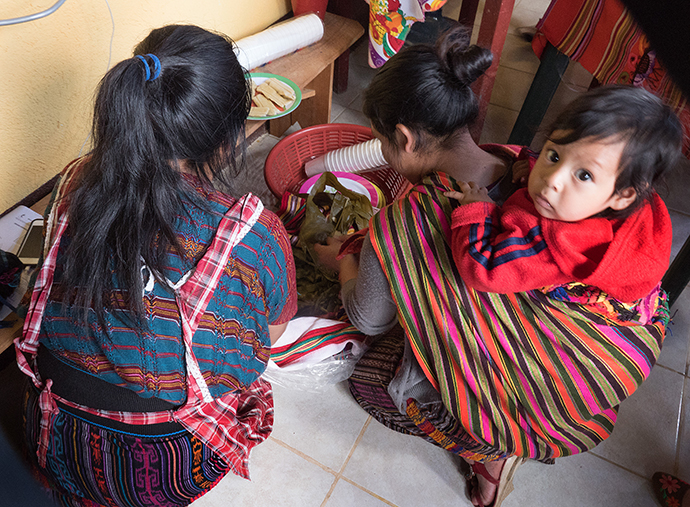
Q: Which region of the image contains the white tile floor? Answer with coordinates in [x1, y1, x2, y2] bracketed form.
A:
[193, 1, 690, 505]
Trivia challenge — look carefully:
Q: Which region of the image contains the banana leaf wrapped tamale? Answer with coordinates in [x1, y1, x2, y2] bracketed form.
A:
[293, 173, 375, 317]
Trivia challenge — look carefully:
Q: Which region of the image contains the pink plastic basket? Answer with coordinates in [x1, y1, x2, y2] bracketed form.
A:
[263, 123, 409, 203]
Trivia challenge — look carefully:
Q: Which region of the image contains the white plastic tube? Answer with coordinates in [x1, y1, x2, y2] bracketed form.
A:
[234, 14, 325, 71]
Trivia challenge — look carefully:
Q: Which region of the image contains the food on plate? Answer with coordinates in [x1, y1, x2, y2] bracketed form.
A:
[266, 77, 296, 100]
[249, 106, 270, 117]
[249, 75, 297, 117]
[252, 92, 280, 116]
[257, 81, 293, 109]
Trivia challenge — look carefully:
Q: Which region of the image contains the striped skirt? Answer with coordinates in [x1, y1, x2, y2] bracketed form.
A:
[348, 326, 509, 463]
[23, 385, 231, 507]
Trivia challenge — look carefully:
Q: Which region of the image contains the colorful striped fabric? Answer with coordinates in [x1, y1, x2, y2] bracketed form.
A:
[368, 171, 668, 461]
[24, 386, 232, 507]
[277, 192, 305, 246]
[270, 319, 365, 367]
[533, 0, 690, 156]
[348, 328, 509, 463]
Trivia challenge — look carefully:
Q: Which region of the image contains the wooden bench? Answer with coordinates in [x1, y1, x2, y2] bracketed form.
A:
[0, 13, 364, 356]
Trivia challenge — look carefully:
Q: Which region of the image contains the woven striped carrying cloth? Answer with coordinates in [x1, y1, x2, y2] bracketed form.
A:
[368, 171, 669, 461]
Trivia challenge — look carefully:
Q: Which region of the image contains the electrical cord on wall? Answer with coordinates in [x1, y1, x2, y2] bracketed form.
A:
[78, 0, 115, 156]
[0, 0, 114, 75]
[2, 0, 115, 157]
[0, 0, 68, 26]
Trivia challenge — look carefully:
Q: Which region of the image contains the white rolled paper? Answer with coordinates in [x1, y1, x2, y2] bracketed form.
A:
[305, 139, 388, 176]
[234, 14, 325, 71]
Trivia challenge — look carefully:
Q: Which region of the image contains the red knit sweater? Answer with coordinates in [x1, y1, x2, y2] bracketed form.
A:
[450, 188, 672, 302]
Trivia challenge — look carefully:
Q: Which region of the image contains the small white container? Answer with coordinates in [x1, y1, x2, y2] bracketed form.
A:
[305, 139, 387, 176]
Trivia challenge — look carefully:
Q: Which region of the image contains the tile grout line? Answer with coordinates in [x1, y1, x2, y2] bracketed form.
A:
[338, 476, 401, 507]
[268, 417, 382, 506]
[338, 415, 373, 475]
[333, 91, 362, 110]
[495, 34, 540, 74]
[319, 477, 340, 507]
[589, 364, 687, 479]
[318, 416, 375, 507]
[674, 376, 688, 475]
[588, 450, 654, 481]
[267, 436, 340, 476]
[483, 102, 522, 117]
[686, 315, 690, 377]
[655, 363, 689, 379]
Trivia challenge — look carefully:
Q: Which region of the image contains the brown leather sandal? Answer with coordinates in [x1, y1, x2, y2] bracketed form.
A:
[467, 455, 524, 507]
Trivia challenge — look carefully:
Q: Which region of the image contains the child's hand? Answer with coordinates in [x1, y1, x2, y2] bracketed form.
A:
[444, 181, 494, 205]
[512, 159, 530, 186]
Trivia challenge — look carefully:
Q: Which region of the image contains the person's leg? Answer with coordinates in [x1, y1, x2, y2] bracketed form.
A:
[464, 456, 524, 507]
[347, 327, 423, 436]
[465, 458, 506, 506]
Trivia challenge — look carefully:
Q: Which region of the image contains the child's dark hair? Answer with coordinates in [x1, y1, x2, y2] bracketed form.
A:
[363, 25, 492, 151]
[62, 24, 251, 327]
[547, 85, 683, 218]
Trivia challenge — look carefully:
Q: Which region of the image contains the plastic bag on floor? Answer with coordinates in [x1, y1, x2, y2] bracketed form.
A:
[263, 316, 369, 393]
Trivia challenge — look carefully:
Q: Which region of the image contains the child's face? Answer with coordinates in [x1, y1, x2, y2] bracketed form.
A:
[528, 133, 634, 222]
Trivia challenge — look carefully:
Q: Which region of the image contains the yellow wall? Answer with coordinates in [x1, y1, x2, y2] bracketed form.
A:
[0, 0, 291, 211]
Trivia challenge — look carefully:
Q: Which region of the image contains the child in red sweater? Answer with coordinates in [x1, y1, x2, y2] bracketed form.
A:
[445, 85, 682, 303]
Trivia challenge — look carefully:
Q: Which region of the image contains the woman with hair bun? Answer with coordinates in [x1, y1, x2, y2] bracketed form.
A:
[316, 26, 674, 507]
[362, 26, 506, 191]
[17, 24, 297, 506]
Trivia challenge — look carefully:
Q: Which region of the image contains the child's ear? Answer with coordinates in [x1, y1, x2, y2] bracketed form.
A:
[609, 187, 637, 210]
[396, 124, 416, 154]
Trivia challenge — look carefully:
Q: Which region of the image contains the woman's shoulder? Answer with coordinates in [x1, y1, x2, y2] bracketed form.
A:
[369, 174, 451, 238]
[226, 198, 289, 251]
[181, 177, 285, 235]
[255, 205, 284, 228]
[251, 206, 290, 248]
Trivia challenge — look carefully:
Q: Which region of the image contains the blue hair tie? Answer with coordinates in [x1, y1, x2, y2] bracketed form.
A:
[135, 55, 151, 81]
[135, 54, 161, 82]
[147, 54, 161, 80]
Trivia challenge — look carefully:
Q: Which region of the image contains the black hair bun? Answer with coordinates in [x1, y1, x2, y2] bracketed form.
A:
[437, 26, 493, 87]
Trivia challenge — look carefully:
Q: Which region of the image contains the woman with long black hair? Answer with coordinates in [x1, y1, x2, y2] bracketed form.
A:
[16, 24, 297, 506]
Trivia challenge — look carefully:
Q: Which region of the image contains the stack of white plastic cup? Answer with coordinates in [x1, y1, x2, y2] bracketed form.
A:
[305, 139, 387, 176]
[234, 14, 325, 71]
